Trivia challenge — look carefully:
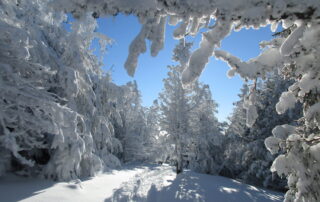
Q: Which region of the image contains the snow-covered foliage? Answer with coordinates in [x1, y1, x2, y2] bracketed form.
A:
[143, 100, 163, 162]
[46, 1, 318, 82]
[0, 0, 124, 180]
[0, 0, 168, 180]
[158, 64, 192, 174]
[158, 41, 223, 174]
[223, 73, 302, 191]
[111, 81, 149, 163]
[2, 1, 320, 201]
[187, 84, 225, 174]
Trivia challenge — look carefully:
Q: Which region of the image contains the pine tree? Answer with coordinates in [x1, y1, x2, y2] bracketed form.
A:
[188, 84, 224, 174]
[0, 1, 123, 180]
[224, 73, 302, 190]
[159, 40, 223, 174]
[159, 64, 192, 174]
[111, 81, 148, 163]
[144, 100, 162, 162]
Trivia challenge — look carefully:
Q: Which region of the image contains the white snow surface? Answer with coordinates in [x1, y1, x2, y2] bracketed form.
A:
[0, 164, 284, 202]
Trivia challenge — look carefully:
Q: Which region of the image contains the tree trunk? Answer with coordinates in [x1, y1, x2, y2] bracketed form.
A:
[176, 152, 183, 174]
[176, 161, 183, 174]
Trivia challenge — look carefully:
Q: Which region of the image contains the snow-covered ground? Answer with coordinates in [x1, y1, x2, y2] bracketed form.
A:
[0, 164, 284, 202]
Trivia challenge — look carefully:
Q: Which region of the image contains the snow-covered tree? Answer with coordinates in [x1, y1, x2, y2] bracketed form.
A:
[2, 1, 320, 200]
[188, 84, 224, 174]
[221, 84, 250, 179]
[158, 67, 223, 174]
[0, 0, 123, 180]
[226, 84, 250, 138]
[144, 100, 163, 162]
[224, 73, 302, 190]
[159, 65, 192, 174]
[158, 40, 223, 174]
[110, 81, 149, 163]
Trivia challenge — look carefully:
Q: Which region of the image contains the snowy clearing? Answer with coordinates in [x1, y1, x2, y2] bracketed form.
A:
[0, 164, 283, 202]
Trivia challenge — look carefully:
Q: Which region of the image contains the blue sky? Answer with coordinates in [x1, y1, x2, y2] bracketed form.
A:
[92, 15, 277, 122]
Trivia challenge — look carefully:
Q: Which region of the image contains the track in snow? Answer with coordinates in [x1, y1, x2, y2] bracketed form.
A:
[0, 164, 283, 202]
[105, 164, 284, 202]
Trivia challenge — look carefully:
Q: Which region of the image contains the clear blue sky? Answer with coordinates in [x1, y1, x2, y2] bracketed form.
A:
[92, 15, 277, 122]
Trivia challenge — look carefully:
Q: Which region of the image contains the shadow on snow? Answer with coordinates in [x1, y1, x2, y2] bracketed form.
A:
[105, 169, 283, 202]
[0, 174, 55, 202]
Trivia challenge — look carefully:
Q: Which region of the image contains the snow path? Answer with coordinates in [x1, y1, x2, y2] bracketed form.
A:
[0, 164, 284, 202]
[106, 164, 284, 202]
[0, 165, 148, 202]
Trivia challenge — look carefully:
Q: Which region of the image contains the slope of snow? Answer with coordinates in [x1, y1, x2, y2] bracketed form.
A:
[0, 164, 284, 202]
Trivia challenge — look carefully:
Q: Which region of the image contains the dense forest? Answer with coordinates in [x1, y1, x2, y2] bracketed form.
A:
[1, 1, 320, 202]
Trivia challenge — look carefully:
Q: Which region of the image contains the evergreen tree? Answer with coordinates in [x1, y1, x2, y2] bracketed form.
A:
[0, 1, 124, 180]
[158, 40, 223, 174]
[159, 64, 192, 174]
[112, 81, 148, 163]
[188, 84, 224, 174]
[144, 100, 163, 162]
[224, 73, 302, 190]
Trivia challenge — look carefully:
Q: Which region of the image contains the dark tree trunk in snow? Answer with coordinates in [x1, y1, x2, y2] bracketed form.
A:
[176, 155, 183, 174]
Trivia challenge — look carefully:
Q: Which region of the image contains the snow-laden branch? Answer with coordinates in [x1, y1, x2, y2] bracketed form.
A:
[48, 0, 320, 83]
[125, 16, 166, 76]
